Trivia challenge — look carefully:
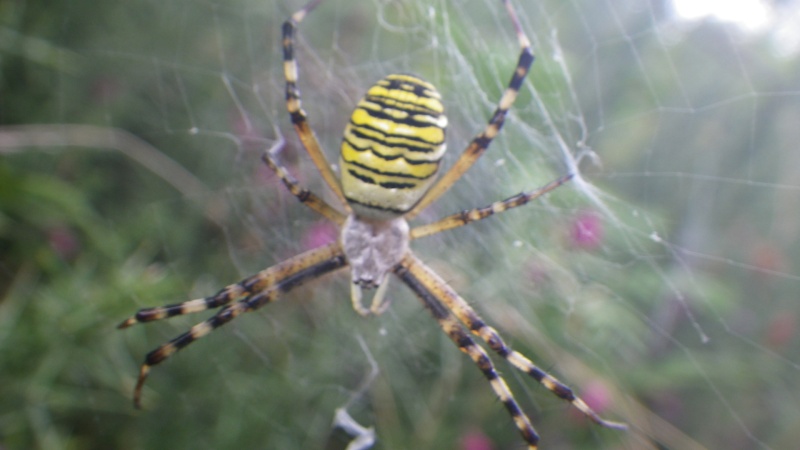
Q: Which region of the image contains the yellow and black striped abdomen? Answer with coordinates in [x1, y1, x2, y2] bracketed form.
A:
[340, 74, 447, 219]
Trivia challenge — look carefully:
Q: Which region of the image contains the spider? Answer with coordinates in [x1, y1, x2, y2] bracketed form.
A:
[119, 0, 627, 448]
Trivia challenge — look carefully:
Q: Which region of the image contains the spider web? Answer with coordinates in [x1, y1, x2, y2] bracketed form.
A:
[3, 0, 800, 449]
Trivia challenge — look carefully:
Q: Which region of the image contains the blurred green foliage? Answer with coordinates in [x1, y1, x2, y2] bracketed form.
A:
[2, 0, 800, 449]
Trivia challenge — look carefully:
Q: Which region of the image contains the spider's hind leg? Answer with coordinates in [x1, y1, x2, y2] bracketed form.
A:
[281, 0, 350, 210]
[262, 138, 346, 225]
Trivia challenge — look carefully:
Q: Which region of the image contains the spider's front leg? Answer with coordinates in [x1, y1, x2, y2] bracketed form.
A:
[394, 254, 541, 448]
[119, 242, 348, 408]
[395, 253, 626, 448]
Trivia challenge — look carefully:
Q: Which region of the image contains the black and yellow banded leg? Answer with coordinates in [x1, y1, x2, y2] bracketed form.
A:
[118, 283, 246, 329]
[395, 255, 540, 450]
[262, 148, 347, 225]
[124, 242, 348, 408]
[410, 173, 574, 240]
[407, 0, 534, 219]
[282, 0, 350, 211]
[397, 253, 627, 431]
[118, 242, 345, 328]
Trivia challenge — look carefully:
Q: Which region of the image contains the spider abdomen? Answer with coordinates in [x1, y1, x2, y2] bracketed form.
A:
[340, 74, 448, 219]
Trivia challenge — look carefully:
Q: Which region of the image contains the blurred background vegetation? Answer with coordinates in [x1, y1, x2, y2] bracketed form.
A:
[2, 0, 799, 449]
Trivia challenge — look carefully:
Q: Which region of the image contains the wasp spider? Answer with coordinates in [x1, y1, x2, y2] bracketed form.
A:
[119, 0, 627, 447]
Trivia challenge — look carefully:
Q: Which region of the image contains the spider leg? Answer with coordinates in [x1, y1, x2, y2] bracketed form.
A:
[118, 283, 244, 329]
[118, 242, 343, 328]
[262, 141, 347, 225]
[123, 242, 348, 408]
[396, 253, 627, 435]
[410, 173, 573, 240]
[395, 253, 540, 449]
[282, 0, 350, 211]
[406, 0, 533, 219]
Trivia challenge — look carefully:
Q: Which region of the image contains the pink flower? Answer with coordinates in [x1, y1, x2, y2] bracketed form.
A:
[569, 210, 603, 250]
[765, 311, 796, 349]
[300, 221, 338, 251]
[568, 380, 613, 425]
[459, 429, 494, 450]
[47, 225, 80, 260]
